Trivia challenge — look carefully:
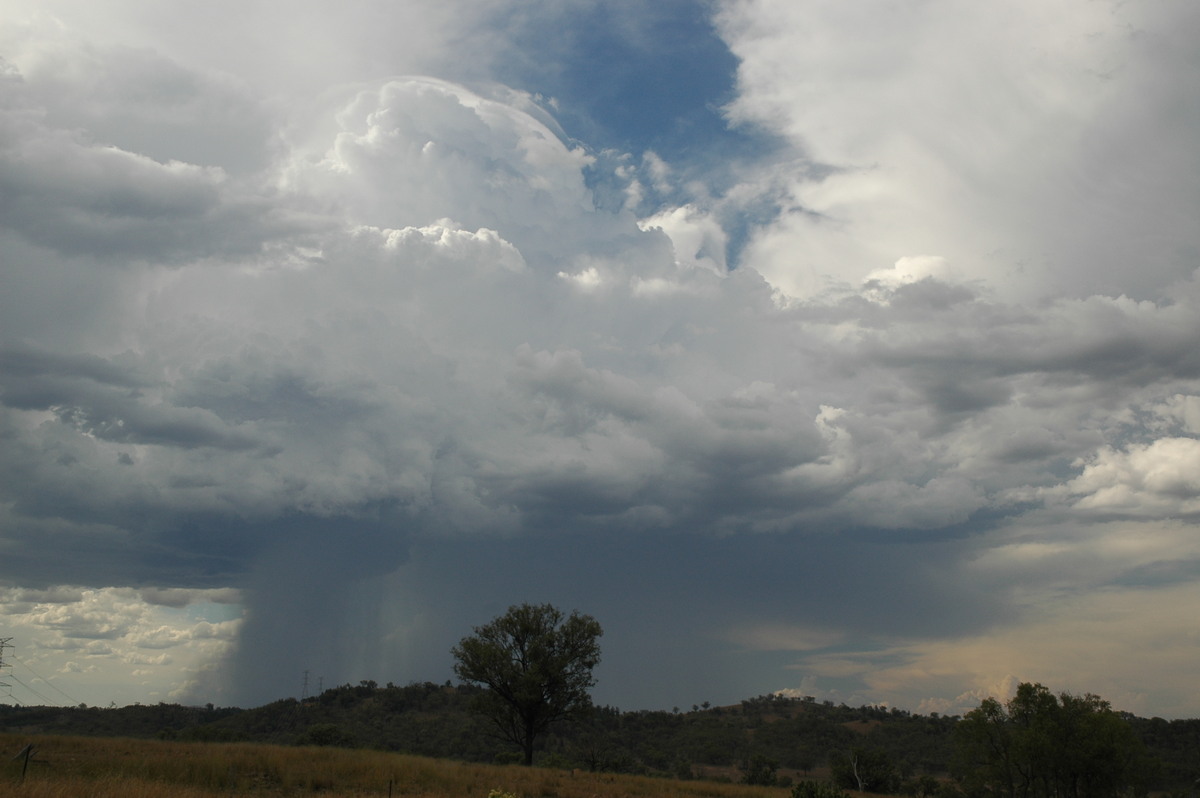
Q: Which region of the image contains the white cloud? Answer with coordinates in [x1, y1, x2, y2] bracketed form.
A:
[1053, 438, 1200, 517]
[1155, 394, 1200, 435]
[0, 586, 239, 706]
[0, 0, 511, 102]
[638, 204, 728, 273]
[715, 0, 1200, 302]
[283, 77, 610, 273]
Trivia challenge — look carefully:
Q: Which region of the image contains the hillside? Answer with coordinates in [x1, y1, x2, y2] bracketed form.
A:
[4, 686, 1200, 791]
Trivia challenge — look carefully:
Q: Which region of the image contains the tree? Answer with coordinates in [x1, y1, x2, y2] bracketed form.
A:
[830, 746, 900, 794]
[452, 603, 602, 766]
[954, 682, 1150, 798]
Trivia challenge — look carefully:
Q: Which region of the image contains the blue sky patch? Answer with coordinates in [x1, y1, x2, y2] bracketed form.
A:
[486, 0, 762, 167]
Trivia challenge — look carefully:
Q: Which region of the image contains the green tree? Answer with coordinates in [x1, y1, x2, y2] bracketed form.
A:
[452, 603, 602, 766]
[954, 682, 1150, 798]
[741, 753, 780, 785]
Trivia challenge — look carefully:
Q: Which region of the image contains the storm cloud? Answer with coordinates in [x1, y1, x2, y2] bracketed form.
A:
[2, 0, 1199, 716]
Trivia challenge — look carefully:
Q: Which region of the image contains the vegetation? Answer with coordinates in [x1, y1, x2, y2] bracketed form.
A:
[953, 682, 1151, 797]
[790, 781, 849, 798]
[739, 753, 780, 786]
[5, 682, 1200, 794]
[829, 747, 899, 794]
[452, 603, 603, 766]
[0, 733, 796, 798]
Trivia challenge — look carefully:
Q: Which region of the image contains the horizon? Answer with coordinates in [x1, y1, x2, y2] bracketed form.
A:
[0, 676, 1158, 722]
[2, 1, 1200, 720]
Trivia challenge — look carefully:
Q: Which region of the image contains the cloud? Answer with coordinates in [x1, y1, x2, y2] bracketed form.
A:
[1052, 438, 1200, 517]
[0, 56, 295, 265]
[0, 23, 276, 174]
[1, 4, 1199, 716]
[139, 587, 241, 609]
[639, 204, 728, 273]
[283, 77, 635, 275]
[715, 0, 1200, 302]
[0, 586, 240, 705]
[840, 578, 1200, 719]
[0, 0, 511, 102]
[728, 623, 846, 653]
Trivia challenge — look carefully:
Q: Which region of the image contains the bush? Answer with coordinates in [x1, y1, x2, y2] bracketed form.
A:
[540, 753, 572, 770]
[487, 790, 520, 798]
[741, 753, 779, 785]
[296, 723, 354, 747]
[792, 780, 850, 798]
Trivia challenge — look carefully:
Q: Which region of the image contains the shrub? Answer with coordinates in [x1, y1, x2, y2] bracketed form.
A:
[488, 789, 520, 798]
[740, 754, 779, 786]
[296, 723, 354, 747]
[792, 780, 850, 798]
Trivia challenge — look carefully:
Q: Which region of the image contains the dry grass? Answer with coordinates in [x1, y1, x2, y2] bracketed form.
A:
[1, 733, 794, 798]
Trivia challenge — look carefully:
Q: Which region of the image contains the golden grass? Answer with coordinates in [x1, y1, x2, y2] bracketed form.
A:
[1, 733, 794, 798]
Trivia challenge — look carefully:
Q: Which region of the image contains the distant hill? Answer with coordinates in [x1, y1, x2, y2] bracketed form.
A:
[4, 685, 1200, 792]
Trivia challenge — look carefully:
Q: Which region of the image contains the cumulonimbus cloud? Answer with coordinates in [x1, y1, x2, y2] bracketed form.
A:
[2, 9, 1199, 712]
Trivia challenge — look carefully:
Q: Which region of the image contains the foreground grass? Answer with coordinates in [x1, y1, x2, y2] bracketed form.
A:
[1, 734, 794, 798]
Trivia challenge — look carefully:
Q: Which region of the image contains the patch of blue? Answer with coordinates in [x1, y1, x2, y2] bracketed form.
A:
[486, 0, 771, 173]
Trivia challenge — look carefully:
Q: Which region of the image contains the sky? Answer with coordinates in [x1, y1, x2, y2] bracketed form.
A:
[1, 0, 1199, 719]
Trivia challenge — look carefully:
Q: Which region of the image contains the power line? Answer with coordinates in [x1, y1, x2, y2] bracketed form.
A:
[0, 641, 84, 707]
[7, 672, 55, 706]
[12, 654, 83, 706]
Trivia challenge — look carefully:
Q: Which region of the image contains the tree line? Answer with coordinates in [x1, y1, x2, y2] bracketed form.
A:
[448, 604, 1156, 795]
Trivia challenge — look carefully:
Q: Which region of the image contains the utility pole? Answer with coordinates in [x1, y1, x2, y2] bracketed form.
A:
[302, 669, 310, 700]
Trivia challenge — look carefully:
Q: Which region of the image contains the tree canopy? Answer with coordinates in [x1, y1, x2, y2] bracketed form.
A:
[451, 603, 602, 766]
[954, 681, 1150, 798]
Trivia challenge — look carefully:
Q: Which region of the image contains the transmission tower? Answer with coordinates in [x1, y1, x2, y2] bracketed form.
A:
[0, 638, 13, 701]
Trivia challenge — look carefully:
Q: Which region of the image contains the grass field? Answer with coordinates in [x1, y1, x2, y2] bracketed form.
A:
[1, 733, 811, 798]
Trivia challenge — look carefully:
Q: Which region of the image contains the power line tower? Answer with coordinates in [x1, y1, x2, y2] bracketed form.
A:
[0, 638, 13, 702]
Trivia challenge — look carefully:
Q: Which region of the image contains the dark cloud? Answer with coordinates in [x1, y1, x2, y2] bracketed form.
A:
[0, 344, 146, 387]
